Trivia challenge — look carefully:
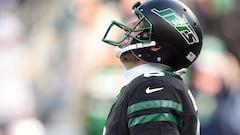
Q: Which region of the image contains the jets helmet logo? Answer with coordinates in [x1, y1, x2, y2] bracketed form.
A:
[151, 8, 199, 45]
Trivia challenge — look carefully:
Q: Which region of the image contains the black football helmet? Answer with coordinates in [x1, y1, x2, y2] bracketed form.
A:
[102, 0, 203, 71]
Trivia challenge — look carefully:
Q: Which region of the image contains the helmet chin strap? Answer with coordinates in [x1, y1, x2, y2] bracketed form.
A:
[114, 41, 156, 58]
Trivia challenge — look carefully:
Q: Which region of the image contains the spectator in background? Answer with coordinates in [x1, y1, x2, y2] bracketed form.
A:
[189, 0, 240, 62]
[0, 11, 38, 134]
[219, 0, 240, 62]
[189, 0, 235, 34]
[7, 118, 45, 135]
[189, 35, 240, 135]
[66, 0, 121, 82]
[186, 1, 240, 134]
[63, 0, 122, 134]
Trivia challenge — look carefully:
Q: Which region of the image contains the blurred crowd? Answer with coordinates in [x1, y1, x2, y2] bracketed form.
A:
[0, 0, 239, 135]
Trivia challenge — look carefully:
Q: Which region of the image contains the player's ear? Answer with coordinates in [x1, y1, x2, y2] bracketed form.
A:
[150, 44, 161, 52]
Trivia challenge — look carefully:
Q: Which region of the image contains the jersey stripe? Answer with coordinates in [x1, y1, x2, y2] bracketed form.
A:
[128, 113, 183, 127]
[127, 100, 183, 115]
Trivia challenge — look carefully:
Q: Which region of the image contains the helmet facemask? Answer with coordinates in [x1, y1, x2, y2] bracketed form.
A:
[102, 8, 153, 47]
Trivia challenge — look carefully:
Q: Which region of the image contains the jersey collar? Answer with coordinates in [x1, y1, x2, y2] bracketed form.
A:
[124, 63, 170, 85]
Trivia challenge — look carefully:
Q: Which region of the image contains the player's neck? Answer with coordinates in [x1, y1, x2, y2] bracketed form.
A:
[123, 61, 145, 70]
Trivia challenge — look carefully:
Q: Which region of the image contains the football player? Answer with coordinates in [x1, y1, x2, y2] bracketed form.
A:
[101, 0, 203, 135]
